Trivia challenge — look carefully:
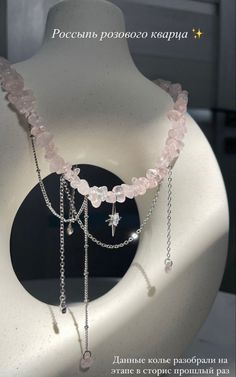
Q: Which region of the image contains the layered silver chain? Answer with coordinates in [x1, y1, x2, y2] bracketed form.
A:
[76, 187, 161, 249]
[59, 176, 67, 313]
[30, 135, 85, 223]
[63, 176, 162, 249]
[83, 197, 90, 355]
[30, 134, 173, 259]
[31, 134, 162, 248]
[30, 132, 174, 364]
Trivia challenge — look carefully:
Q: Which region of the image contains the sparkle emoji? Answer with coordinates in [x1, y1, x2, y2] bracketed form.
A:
[192, 28, 203, 39]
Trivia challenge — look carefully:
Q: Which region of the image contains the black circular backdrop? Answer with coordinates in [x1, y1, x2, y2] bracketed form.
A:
[10, 165, 140, 304]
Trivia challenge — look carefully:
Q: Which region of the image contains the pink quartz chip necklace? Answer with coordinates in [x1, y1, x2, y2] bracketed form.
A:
[0, 56, 188, 370]
[0, 57, 188, 209]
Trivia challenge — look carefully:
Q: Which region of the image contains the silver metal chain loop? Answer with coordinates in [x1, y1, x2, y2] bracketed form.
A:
[83, 196, 90, 354]
[30, 134, 163, 250]
[59, 176, 67, 313]
[83, 188, 161, 249]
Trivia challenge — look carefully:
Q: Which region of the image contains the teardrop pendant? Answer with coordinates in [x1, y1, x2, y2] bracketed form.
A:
[67, 222, 74, 236]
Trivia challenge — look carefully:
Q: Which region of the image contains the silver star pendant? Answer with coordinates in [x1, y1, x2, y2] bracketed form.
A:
[105, 204, 121, 237]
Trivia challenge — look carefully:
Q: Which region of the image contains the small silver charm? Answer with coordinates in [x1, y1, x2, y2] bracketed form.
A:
[66, 222, 74, 236]
[164, 258, 173, 273]
[105, 203, 121, 237]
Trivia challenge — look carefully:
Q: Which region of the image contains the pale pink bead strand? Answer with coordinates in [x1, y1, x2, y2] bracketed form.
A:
[0, 58, 189, 207]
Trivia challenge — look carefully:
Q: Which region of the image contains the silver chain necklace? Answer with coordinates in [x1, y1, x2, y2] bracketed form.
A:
[0, 57, 187, 371]
[30, 134, 173, 369]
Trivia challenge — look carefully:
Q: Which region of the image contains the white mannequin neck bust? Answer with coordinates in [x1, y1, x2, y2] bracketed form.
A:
[0, 0, 228, 376]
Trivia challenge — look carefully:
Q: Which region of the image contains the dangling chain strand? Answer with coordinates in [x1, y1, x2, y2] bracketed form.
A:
[80, 197, 93, 369]
[84, 196, 89, 353]
[165, 169, 173, 271]
[167, 169, 172, 259]
[59, 176, 67, 313]
[31, 135, 86, 222]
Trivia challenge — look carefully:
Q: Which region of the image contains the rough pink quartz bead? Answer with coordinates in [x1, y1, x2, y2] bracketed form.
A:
[167, 109, 182, 122]
[62, 162, 72, 174]
[49, 155, 65, 173]
[178, 123, 187, 135]
[158, 145, 179, 167]
[174, 97, 187, 113]
[169, 83, 182, 100]
[77, 179, 90, 195]
[35, 131, 53, 147]
[158, 149, 172, 168]
[106, 191, 116, 203]
[130, 182, 139, 197]
[112, 185, 125, 203]
[131, 178, 139, 195]
[136, 183, 146, 195]
[2, 71, 24, 92]
[1, 67, 14, 77]
[131, 178, 146, 196]
[167, 143, 180, 157]
[156, 79, 171, 91]
[69, 170, 79, 182]
[168, 128, 184, 140]
[146, 168, 157, 180]
[28, 113, 45, 128]
[121, 184, 134, 199]
[13, 97, 36, 116]
[156, 167, 168, 180]
[131, 177, 138, 184]
[89, 186, 98, 201]
[90, 197, 102, 208]
[45, 146, 58, 160]
[31, 125, 46, 136]
[7, 92, 20, 105]
[70, 178, 80, 189]
[148, 179, 158, 188]
[9, 89, 35, 102]
[17, 90, 35, 107]
[73, 167, 80, 176]
[64, 169, 74, 181]
[5, 86, 22, 96]
[138, 177, 150, 189]
[0, 68, 12, 83]
[97, 186, 108, 202]
[177, 90, 188, 103]
[0, 57, 10, 71]
[172, 117, 187, 133]
[166, 137, 184, 151]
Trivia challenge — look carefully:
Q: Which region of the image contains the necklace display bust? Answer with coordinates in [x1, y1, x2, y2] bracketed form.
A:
[0, 0, 229, 376]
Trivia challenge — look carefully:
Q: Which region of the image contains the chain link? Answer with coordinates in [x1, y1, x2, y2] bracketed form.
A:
[83, 197, 90, 354]
[59, 176, 67, 313]
[64, 179, 161, 249]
